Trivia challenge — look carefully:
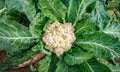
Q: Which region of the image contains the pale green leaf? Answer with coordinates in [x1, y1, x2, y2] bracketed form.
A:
[103, 19, 120, 41]
[0, 7, 7, 18]
[107, 64, 120, 72]
[102, 9, 120, 41]
[30, 13, 49, 38]
[31, 42, 51, 55]
[20, 0, 36, 21]
[5, 0, 23, 12]
[92, 1, 111, 30]
[5, 0, 36, 21]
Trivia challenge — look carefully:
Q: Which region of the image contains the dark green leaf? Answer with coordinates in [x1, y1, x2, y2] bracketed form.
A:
[0, 9, 30, 27]
[56, 61, 80, 72]
[114, 11, 120, 21]
[39, 0, 67, 23]
[20, 0, 36, 21]
[107, 1, 120, 10]
[67, 0, 96, 25]
[74, 18, 96, 36]
[74, 32, 120, 59]
[79, 59, 111, 72]
[0, 0, 5, 9]
[60, 0, 70, 8]
[0, 22, 35, 55]
[64, 47, 93, 65]
[38, 54, 58, 72]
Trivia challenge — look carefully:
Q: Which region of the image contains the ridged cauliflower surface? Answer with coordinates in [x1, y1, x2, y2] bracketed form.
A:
[43, 21, 76, 56]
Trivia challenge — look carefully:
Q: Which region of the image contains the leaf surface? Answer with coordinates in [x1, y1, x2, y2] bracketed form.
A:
[74, 32, 120, 59]
[67, 0, 96, 25]
[38, 54, 57, 72]
[64, 47, 93, 65]
[92, 1, 111, 30]
[5, 0, 36, 21]
[56, 61, 80, 72]
[79, 59, 111, 72]
[39, 0, 67, 22]
[0, 22, 35, 54]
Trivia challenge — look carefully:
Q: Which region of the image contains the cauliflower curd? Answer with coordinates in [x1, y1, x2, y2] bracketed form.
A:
[43, 21, 76, 56]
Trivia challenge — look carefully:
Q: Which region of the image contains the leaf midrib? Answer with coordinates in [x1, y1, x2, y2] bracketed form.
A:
[86, 62, 94, 72]
[76, 41, 119, 57]
[0, 36, 34, 40]
[67, 54, 89, 60]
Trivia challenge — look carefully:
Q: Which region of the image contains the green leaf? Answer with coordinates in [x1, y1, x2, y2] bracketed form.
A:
[56, 61, 80, 72]
[74, 17, 96, 36]
[30, 64, 37, 72]
[74, 32, 120, 59]
[0, 7, 7, 20]
[0, 9, 30, 27]
[39, 40, 51, 55]
[5, 0, 23, 12]
[60, 0, 69, 8]
[5, 0, 36, 21]
[79, 59, 111, 72]
[107, 1, 120, 10]
[39, 0, 67, 23]
[114, 11, 120, 21]
[107, 63, 120, 72]
[97, 58, 120, 72]
[0, 0, 5, 9]
[31, 41, 51, 55]
[102, 9, 120, 41]
[38, 54, 58, 72]
[0, 22, 35, 55]
[64, 47, 93, 65]
[20, 0, 36, 21]
[0, 49, 36, 70]
[30, 13, 49, 38]
[103, 19, 120, 41]
[92, 1, 111, 30]
[67, 0, 96, 25]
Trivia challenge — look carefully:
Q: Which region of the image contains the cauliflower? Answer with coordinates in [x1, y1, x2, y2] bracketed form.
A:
[43, 21, 76, 56]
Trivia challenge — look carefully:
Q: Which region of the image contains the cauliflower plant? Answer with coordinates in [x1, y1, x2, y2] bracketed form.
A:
[43, 21, 76, 56]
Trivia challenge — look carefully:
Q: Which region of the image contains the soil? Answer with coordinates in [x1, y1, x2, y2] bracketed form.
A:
[0, 50, 45, 72]
[0, 50, 8, 66]
[1, 66, 32, 72]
